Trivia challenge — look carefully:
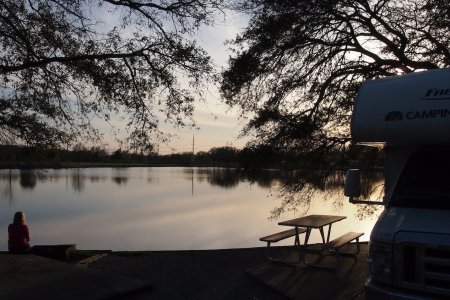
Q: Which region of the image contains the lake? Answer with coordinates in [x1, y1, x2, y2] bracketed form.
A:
[0, 167, 382, 251]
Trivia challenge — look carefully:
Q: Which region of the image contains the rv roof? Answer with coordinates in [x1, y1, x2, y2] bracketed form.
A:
[352, 68, 450, 147]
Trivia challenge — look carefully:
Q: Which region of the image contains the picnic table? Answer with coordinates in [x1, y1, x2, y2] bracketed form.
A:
[277, 214, 347, 267]
[278, 214, 347, 247]
[261, 214, 363, 269]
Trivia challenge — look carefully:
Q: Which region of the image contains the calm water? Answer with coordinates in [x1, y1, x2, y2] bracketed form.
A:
[0, 167, 381, 251]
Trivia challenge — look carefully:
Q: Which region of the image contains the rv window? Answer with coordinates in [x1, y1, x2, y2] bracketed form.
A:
[391, 150, 450, 209]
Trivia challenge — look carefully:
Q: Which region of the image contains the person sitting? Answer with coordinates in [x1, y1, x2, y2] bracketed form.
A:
[8, 211, 31, 254]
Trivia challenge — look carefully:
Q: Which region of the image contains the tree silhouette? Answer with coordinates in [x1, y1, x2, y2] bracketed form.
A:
[0, 0, 226, 149]
[222, 0, 449, 158]
[221, 0, 448, 214]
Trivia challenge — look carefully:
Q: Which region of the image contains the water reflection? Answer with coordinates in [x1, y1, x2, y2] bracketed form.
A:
[19, 170, 37, 189]
[0, 167, 383, 212]
[1, 170, 16, 205]
[112, 168, 129, 186]
[0, 169, 50, 191]
[1, 167, 272, 191]
[193, 168, 294, 189]
[205, 168, 240, 188]
[269, 170, 384, 220]
[0, 169, 114, 194]
[71, 169, 85, 192]
[0, 167, 382, 250]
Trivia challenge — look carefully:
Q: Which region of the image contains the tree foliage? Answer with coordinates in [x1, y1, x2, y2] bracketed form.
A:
[222, 0, 449, 159]
[0, 0, 225, 149]
[221, 0, 449, 215]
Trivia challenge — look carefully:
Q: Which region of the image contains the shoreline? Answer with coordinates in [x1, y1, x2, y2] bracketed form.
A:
[2, 244, 367, 299]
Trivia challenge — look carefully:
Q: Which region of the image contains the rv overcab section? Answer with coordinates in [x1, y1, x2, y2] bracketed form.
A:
[347, 68, 450, 300]
[345, 68, 450, 206]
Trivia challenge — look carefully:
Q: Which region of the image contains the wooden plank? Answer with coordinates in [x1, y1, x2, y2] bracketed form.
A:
[260, 228, 306, 243]
[77, 253, 109, 268]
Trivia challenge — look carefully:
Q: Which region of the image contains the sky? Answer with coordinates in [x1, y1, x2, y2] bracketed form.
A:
[157, 14, 250, 154]
[98, 10, 251, 155]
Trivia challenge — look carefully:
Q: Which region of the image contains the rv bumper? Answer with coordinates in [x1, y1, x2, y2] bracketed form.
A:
[365, 278, 440, 300]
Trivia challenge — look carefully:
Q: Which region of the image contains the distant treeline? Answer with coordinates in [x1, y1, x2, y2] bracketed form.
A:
[0, 144, 383, 170]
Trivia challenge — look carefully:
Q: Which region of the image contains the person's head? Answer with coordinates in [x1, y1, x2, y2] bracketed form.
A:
[13, 211, 26, 225]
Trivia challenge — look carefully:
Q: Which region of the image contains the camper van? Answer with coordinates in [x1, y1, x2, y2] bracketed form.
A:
[344, 68, 450, 299]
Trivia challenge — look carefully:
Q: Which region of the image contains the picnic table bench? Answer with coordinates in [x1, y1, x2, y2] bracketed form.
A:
[325, 231, 364, 268]
[260, 228, 307, 260]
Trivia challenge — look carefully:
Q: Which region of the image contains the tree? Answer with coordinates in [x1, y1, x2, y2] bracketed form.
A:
[208, 146, 238, 164]
[221, 0, 449, 216]
[0, 0, 226, 149]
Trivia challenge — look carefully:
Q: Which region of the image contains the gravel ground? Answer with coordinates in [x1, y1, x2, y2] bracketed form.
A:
[88, 247, 292, 300]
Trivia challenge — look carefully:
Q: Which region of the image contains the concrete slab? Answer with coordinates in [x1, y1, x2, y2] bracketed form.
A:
[0, 254, 152, 300]
[246, 242, 368, 300]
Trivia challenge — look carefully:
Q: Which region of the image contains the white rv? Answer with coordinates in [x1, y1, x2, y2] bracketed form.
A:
[345, 68, 450, 299]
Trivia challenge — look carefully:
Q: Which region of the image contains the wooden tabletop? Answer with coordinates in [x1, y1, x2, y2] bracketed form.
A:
[278, 214, 346, 228]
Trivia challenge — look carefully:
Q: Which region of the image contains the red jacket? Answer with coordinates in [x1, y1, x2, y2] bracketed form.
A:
[8, 223, 30, 252]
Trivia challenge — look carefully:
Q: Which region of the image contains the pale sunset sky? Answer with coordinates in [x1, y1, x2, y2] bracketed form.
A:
[101, 10, 251, 155]
[159, 12, 250, 154]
